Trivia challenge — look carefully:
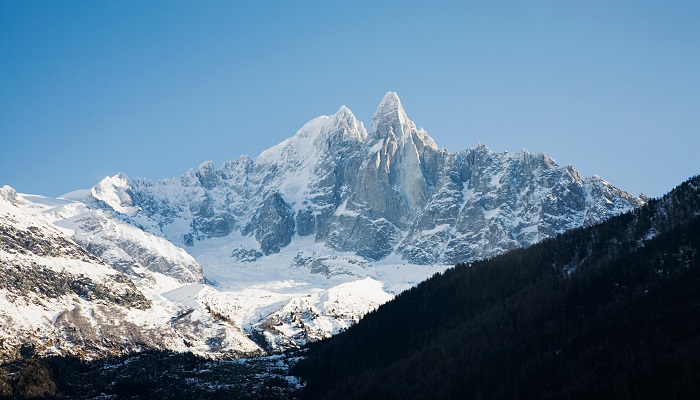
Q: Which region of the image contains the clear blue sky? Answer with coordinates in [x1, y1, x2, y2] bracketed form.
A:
[1, 1, 698, 198]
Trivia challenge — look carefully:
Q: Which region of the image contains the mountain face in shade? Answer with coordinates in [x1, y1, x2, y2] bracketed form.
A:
[86, 92, 643, 264]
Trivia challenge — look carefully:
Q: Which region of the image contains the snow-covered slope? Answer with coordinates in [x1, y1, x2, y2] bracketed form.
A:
[252, 277, 393, 353]
[0, 93, 646, 358]
[0, 185, 413, 360]
[0, 186, 261, 362]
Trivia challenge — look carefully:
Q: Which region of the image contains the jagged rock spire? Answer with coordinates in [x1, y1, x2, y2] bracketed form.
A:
[370, 91, 409, 139]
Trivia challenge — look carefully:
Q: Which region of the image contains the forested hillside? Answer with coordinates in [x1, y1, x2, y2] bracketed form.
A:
[295, 176, 700, 400]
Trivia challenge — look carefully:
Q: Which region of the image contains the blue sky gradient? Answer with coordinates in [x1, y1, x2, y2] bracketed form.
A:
[1, 1, 698, 198]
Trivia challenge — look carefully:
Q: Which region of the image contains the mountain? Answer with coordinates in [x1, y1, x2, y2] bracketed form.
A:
[77, 92, 642, 264]
[0, 92, 644, 360]
[294, 175, 700, 399]
[0, 185, 262, 362]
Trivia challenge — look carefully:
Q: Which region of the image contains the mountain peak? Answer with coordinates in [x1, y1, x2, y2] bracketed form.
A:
[196, 160, 220, 190]
[374, 92, 405, 119]
[90, 173, 134, 213]
[0, 185, 18, 204]
[370, 92, 409, 138]
[328, 105, 367, 141]
[379, 91, 401, 108]
[331, 105, 356, 125]
[336, 104, 352, 115]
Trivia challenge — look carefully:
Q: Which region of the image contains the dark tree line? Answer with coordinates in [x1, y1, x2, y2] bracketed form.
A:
[0, 350, 303, 399]
[294, 175, 700, 399]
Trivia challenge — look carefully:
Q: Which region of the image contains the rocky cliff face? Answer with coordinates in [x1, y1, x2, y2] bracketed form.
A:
[83, 92, 643, 265]
[399, 147, 641, 263]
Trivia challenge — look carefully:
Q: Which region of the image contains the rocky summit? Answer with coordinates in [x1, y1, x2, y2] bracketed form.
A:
[0, 93, 645, 360]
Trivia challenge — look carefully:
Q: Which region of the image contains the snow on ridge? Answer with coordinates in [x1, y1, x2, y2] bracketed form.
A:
[256, 115, 330, 163]
[13, 189, 206, 285]
[90, 173, 134, 214]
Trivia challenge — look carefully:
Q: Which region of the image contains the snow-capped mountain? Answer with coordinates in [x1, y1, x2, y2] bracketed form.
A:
[0, 93, 645, 360]
[85, 92, 642, 264]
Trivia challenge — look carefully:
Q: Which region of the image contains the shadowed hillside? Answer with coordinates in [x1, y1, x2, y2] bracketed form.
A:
[295, 175, 700, 400]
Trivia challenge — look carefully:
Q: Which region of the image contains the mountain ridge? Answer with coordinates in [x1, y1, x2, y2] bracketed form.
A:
[79, 92, 643, 264]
